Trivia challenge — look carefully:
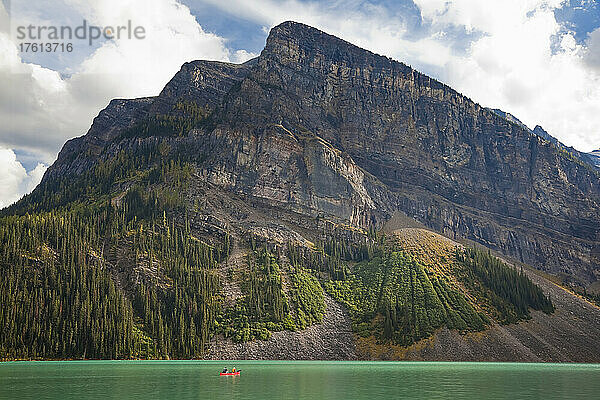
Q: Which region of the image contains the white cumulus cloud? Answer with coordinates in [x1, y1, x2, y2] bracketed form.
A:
[0, 147, 47, 208]
[585, 27, 600, 72]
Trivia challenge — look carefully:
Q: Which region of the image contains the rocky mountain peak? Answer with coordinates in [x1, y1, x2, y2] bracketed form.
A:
[265, 21, 376, 58]
[261, 20, 413, 83]
[150, 59, 256, 115]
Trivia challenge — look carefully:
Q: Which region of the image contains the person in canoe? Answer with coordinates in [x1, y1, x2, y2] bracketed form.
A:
[220, 367, 241, 375]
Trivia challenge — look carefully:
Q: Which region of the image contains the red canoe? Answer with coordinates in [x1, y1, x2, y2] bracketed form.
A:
[220, 372, 240, 376]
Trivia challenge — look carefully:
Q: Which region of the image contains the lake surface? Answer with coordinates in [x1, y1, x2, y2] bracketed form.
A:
[1, 361, 599, 399]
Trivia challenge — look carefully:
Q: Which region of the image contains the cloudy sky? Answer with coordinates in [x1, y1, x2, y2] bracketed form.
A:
[1, 0, 599, 208]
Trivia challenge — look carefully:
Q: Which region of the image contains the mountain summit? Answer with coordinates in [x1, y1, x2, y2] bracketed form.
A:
[2, 21, 600, 361]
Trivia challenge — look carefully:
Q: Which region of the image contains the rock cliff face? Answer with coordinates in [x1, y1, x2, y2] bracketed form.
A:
[38, 21, 599, 286]
[149, 59, 257, 115]
[45, 97, 154, 180]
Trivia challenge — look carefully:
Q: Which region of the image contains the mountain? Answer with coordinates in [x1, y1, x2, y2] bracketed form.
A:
[588, 149, 600, 168]
[490, 109, 600, 172]
[2, 21, 600, 362]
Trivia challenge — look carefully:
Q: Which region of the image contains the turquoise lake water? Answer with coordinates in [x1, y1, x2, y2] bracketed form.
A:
[1, 361, 599, 399]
